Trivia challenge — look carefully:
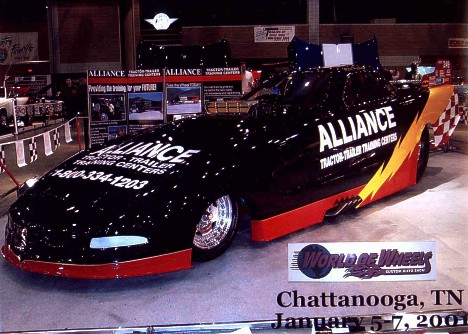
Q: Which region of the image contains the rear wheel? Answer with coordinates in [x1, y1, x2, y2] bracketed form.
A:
[417, 126, 430, 181]
[192, 195, 239, 261]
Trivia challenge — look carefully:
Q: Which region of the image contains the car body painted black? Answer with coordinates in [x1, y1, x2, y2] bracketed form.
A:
[3, 65, 437, 278]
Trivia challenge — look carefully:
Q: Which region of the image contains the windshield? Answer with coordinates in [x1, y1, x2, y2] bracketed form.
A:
[242, 71, 331, 108]
[242, 72, 289, 101]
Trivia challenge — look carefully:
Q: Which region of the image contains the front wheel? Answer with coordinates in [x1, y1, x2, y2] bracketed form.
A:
[417, 126, 430, 181]
[192, 195, 239, 261]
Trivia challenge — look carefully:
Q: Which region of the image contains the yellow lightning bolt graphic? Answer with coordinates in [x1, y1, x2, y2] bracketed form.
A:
[357, 84, 455, 206]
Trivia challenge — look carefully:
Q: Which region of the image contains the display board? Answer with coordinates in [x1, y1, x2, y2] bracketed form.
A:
[433, 59, 452, 85]
[87, 67, 241, 146]
[288, 36, 382, 70]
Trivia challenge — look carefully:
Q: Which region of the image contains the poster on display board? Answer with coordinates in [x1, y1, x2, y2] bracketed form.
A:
[127, 69, 164, 133]
[163, 67, 242, 119]
[203, 67, 242, 103]
[164, 67, 204, 119]
[87, 70, 128, 145]
[167, 82, 202, 115]
[164, 66, 242, 120]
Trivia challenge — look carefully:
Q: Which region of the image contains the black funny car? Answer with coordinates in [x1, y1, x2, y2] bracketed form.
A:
[2, 65, 457, 278]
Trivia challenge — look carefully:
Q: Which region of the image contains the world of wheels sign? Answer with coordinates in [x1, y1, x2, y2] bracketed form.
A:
[87, 67, 242, 146]
[288, 241, 436, 282]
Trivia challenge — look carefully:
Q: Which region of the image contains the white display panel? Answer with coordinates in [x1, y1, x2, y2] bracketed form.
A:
[322, 43, 354, 66]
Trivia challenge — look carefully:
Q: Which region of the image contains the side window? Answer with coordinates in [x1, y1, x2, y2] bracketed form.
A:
[360, 73, 380, 103]
[343, 72, 393, 108]
[366, 72, 396, 101]
[343, 74, 361, 108]
[377, 76, 397, 100]
[284, 72, 330, 108]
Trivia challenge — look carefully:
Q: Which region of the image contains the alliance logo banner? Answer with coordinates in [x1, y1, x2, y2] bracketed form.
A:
[288, 242, 436, 282]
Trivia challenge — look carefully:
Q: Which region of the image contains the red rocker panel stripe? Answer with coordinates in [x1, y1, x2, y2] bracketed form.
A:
[251, 185, 366, 242]
[1, 245, 192, 279]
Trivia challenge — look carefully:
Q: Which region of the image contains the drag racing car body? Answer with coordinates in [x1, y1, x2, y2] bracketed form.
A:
[2, 65, 457, 278]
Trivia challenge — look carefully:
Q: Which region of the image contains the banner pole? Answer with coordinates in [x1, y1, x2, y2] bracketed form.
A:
[12, 89, 19, 135]
[0, 160, 20, 187]
[75, 117, 82, 151]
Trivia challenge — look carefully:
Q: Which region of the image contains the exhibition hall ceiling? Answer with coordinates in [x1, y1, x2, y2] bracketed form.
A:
[139, 0, 467, 27]
[0, 0, 465, 26]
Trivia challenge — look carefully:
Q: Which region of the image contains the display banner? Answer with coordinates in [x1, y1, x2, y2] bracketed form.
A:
[0, 32, 38, 64]
[254, 26, 295, 43]
[87, 67, 242, 146]
[64, 122, 72, 143]
[0, 145, 6, 173]
[43, 132, 53, 156]
[52, 128, 60, 151]
[14, 141, 27, 167]
[28, 137, 38, 163]
[448, 38, 468, 48]
[288, 241, 436, 282]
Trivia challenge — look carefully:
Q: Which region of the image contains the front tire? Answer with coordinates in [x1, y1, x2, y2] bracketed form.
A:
[192, 195, 239, 261]
[417, 126, 430, 181]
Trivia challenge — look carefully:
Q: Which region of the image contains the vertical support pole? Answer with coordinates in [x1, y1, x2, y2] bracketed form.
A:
[307, 0, 320, 44]
[75, 117, 82, 151]
[162, 67, 167, 123]
[13, 89, 19, 135]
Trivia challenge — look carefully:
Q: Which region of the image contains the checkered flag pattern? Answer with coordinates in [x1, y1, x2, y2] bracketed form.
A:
[431, 91, 461, 149]
[65, 121, 73, 143]
[0, 145, 5, 174]
[29, 137, 38, 163]
[460, 106, 468, 125]
[53, 128, 60, 151]
[15, 141, 27, 167]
